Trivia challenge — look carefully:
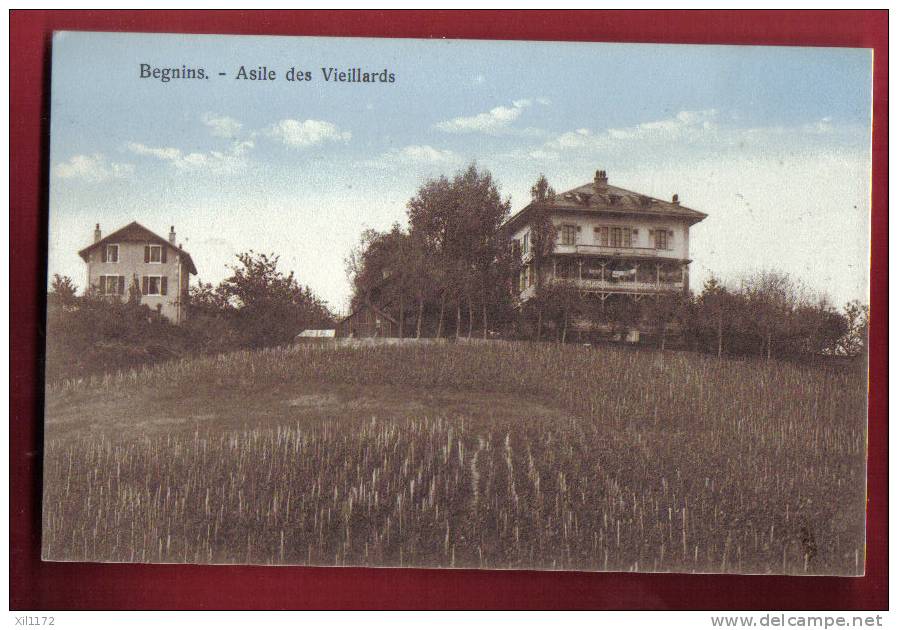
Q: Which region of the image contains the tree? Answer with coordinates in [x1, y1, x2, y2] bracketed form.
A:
[643, 292, 688, 355]
[741, 270, 798, 361]
[540, 281, 581, 343]
[789, 294, 847, 357]
[127, 274, 143, 306]
[48, 274, 78, 309]
[604, 296, 641, 342]
[406, 163, 512, 339]
[219, 251, 334, 348]
[407, 174, 458, 338]
[345, 224, 426, 339]
[695, 276, 733, 358]
[840, 299, 869, 357]
[530, 173, 556, 204]
[482, 234, 521, 338]
[455, 164, 512, 338]
[524, 175, 559, 341]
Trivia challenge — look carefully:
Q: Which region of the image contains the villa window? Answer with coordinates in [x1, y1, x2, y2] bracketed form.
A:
[594, 226, 609, 247]
[522, 232, 530, 256]
[610, 227, 632, 248]
[561, 224, 578, 246]
[654, 228, 669, 250]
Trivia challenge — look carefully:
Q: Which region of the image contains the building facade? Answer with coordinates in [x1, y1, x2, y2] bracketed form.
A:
[78, 221, 198, 324]
[505, 170, 707, 334]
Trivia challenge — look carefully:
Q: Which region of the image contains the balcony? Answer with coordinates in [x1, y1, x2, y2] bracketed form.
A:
[551, 243, 678, 258]
[549, 277, 684, 293]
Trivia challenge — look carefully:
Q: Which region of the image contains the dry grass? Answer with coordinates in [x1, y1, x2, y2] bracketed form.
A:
[42, 342, 867, 574]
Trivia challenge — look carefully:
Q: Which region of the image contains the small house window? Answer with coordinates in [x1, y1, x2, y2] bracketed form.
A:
[654, 229, 669, 250]
[99, 275, 124, 295]
[103, 244, 119, 263]
[561, 224, 578, 246]
[145, 244, 165, 264]
[141, 275, 168, 296]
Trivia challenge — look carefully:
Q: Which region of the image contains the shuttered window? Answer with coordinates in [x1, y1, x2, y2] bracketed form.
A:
[100, 245, 120, 263]
[102, 244, 119, 263]
[610, 227, 632, 248]
[142, 276, 166, 296]
[561, 225, 577, 246]
[145, 244, 163, 263]
[99, 275, 124, 295]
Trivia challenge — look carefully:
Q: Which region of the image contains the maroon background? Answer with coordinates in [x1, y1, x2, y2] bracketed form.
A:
[10, 10, 888, 610]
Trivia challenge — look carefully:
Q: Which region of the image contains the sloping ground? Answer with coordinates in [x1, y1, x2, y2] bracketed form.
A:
[45, 380, 572, 441]
[42, 342, 867, 575]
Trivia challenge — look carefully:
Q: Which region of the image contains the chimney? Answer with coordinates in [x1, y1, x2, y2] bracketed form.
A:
[93, 223, 102, 243]
[168, 225, 177, 245]
[594, 169, 608, 191]
[672, 194, 680, 205]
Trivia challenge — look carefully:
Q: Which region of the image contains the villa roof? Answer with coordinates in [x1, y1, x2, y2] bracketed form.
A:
[504, 172, 708, 232]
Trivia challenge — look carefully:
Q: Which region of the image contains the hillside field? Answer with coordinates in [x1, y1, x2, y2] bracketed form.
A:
[42, 341, 867, 574]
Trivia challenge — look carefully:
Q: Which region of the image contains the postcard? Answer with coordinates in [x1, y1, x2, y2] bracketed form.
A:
[43, 31, 871, 574]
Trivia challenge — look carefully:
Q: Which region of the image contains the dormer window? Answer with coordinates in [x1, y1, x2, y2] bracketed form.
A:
[102, 244, 118, 263]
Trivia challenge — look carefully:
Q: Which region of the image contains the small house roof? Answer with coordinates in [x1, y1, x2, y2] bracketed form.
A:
[78, 221, 198, 275]
[504, 175, 708, 233]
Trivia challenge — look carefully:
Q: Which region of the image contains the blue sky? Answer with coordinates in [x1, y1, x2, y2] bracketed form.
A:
[49, 32, 872, 312]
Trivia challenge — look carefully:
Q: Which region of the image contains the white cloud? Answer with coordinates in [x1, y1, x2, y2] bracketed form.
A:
[53, 153, 134, 182]
[126, 139, 253, 174]
[201, 113, 243, 138]
[545, 109, 721, 151]
[541, 109, 852, 158]
[266, 119, 351, 148]
[126, 142, 182, 161]
[435, 99, 545, 135]
[527, 149, 559, 161]
[362, 144, 461, 170]
[802, 116, 835, 134]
